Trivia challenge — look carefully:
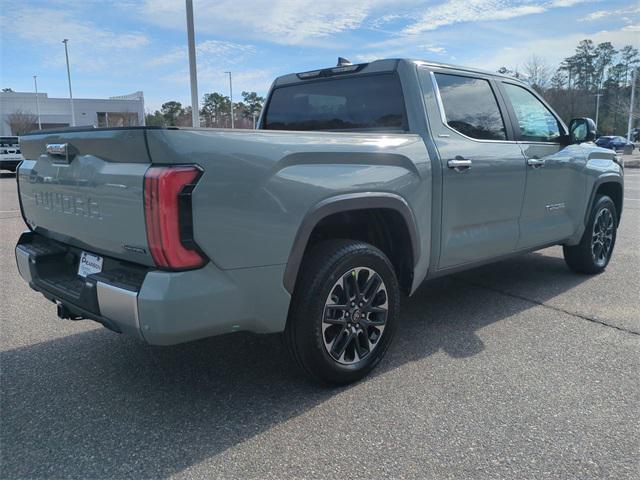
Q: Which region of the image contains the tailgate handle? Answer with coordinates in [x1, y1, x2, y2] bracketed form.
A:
[46, 143, 76, 163]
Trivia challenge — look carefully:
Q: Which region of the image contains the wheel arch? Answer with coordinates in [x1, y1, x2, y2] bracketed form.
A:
[283, 193, 420, 295]
[587, 175, 623, 226]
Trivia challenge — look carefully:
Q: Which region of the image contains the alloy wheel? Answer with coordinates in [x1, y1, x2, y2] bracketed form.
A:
[591, 207, 614, 267]
[322, 267, 388, 365]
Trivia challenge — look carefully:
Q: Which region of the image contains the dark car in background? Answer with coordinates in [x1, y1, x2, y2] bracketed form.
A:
[595, 135, 634, 152]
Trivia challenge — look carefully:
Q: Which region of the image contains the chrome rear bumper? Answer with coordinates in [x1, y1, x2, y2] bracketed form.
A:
[15, 232, 144, 339]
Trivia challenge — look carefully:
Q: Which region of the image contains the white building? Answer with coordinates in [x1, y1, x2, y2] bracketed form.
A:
[0, 90, 145, 135]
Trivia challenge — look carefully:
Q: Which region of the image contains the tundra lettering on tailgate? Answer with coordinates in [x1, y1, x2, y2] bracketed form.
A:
[34, 190, 102, 219]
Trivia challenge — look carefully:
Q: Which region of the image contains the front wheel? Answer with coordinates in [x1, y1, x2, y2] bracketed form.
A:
[285, 240, 400, 385]
[563, 195, 618, 274]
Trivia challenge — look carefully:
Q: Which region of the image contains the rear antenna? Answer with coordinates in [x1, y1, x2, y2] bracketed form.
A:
[337, 57, 352, 66]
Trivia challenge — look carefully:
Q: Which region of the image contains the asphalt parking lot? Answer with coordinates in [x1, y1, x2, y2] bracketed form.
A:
[1, 170, 639, 479]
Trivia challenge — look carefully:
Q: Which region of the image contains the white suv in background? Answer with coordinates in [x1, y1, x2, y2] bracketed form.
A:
[0, 136, 24, 172]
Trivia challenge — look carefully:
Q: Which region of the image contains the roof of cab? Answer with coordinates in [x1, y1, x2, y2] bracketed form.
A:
[273, 59, 400, 86]
[272, 58, 523, 87]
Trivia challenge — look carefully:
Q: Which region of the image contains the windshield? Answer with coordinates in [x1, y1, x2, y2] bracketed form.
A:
[0, 137, 19, 147]
[263, 73, 408, 132]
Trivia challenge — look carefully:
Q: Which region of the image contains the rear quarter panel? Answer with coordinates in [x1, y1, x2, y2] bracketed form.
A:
[146, 129, 431, 279]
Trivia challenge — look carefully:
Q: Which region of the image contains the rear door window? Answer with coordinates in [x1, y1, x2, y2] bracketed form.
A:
[263, 74, 407, 131]
[434, 73, 507, 141]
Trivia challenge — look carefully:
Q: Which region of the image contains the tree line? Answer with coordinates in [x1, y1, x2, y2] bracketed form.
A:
[504, 39, 639, 136]
[149, 39, 638, 135]
[145, 90, 265, 129]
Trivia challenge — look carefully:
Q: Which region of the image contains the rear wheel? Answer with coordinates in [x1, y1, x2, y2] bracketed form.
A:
[285, 240, 399, 385]
[563, 195, 617, 274]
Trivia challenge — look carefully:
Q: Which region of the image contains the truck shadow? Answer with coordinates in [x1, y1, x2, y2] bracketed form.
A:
[1, 250, 589, 478]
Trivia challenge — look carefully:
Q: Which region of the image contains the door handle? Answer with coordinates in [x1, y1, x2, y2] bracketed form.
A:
[527, 157, 545, 167]
[447, 157, 472, 170]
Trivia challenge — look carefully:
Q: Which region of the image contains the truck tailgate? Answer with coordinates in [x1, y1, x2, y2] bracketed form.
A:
[17, 129, 154, 266]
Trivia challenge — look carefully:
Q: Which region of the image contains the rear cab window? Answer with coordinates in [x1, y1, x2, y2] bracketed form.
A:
[262, 73, 408, 132]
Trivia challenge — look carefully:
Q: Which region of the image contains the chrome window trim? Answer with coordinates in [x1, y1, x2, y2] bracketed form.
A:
[429, 70, 518, 145]
[414, 60, 517, 82]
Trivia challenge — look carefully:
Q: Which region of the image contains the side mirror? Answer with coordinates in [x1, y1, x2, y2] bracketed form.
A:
[569, 117, 596, 144]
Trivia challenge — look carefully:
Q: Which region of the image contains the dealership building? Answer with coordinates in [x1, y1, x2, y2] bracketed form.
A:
[0, 90, 145, 135]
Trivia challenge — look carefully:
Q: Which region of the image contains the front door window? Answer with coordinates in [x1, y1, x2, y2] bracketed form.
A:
[502, 83, 561, 142]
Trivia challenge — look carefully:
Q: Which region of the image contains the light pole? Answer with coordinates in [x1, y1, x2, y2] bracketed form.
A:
[33, 75, 42, 130]
[594, 93, 602, 133]
[627, 68, 637, 142]
[185, 0, 199, 127]
[225, 71, 234, 129]
[62, 39, 76, 126]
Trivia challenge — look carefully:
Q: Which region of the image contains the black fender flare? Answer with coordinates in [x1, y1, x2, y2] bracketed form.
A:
[584, 174, 624, 226]
[283, 192, 420, 294]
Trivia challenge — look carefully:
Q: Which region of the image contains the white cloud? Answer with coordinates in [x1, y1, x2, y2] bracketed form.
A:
[548, 0, 593, 6]
[402, 0, 601, 34]
[423, 46, 447, 54]
[403, 0, 545, 34]
[580, 4, 640, 22]
[147, 40, 256, 67]
[1, 7, 149, 50]
[353, 53, 383, 63]
[353, 44, 446, 64]
[370, 13, 403, 28]
[471, 25, 640, 72]
[138, 0, 377, 45]
[581, 10, 609, 21]
[0, 5, 149, 72]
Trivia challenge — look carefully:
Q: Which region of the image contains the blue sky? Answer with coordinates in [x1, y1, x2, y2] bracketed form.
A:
[1, 0, 638, 112]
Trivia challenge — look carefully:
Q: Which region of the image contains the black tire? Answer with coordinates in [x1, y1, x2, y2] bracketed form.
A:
[285, 239, 400, 385]
[563, 195, 617, 274]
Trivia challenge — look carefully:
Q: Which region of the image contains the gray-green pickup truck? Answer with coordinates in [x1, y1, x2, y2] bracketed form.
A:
[15, 59, 623, 384]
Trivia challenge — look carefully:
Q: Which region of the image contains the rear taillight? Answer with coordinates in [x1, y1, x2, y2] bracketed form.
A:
[144, 165, 206, 270]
